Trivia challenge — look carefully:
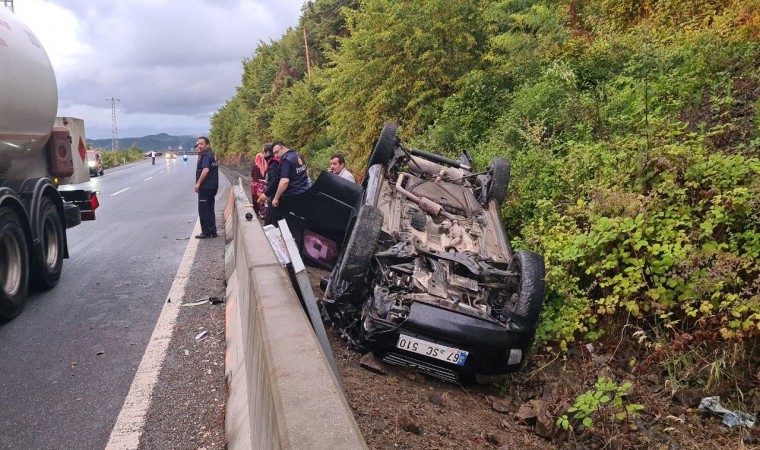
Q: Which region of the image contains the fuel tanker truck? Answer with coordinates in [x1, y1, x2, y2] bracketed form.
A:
[0, 6, 99, 321]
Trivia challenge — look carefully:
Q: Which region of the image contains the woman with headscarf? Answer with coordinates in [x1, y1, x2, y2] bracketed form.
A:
[251, 145, 270, 219]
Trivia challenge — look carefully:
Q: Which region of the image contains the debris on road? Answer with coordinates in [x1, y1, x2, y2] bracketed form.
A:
[183, 296, 224, 307]
[195, 330, 208, 341]
[183, 299, 210, 307]
[698, 396, 756, 428]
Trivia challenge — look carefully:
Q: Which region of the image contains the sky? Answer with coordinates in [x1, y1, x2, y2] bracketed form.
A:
[13, 0, 308, 139]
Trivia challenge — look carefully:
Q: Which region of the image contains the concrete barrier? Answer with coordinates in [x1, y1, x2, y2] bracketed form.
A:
[224, 185, 367, 450]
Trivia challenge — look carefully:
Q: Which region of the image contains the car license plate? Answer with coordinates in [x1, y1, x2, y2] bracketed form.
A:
[396, 334, 468, 366]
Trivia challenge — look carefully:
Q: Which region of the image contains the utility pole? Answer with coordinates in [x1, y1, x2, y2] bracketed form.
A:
[106, 97, 120, 151]
[303, 28, 312, 80]
[2, 1, 13, 12]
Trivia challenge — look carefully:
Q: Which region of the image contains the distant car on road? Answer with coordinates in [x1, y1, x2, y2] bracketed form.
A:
[86, 150, 104, 177]
[166, 150, 176, 159]
[143, 151, 163, 158]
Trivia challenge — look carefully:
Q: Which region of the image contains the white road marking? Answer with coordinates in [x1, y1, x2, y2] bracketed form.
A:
[105, 221, 202, 449]
[143, 177, 153, 181]
[111, 187, 131, 196]
[159, 171, 165, 174]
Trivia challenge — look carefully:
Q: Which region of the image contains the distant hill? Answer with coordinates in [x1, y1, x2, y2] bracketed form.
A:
[88, 133, 198, 152]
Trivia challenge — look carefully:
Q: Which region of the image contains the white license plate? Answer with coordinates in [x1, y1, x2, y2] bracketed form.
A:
[396, 334, 468, 366]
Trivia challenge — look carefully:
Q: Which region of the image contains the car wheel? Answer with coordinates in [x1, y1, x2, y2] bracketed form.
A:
[325, 204, 384, 303]
[0, 207, 29, 321]
[336, 205, 384, 280]
[30, 197, 64, 291]
[506, 250, 545, 328]
[486, 157, 510, 205]
[100, 168, 104, 176]
[367, 122, 398, 169]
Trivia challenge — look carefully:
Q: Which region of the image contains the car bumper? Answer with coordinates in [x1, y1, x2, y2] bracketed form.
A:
[364, 302, 535, 381]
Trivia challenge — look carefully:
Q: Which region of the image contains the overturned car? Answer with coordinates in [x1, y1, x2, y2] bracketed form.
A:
[320, 123, 546, 384]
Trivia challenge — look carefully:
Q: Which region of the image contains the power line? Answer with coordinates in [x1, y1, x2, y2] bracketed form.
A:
[2, 1, 14, 12]
[106, 97, 120, 151]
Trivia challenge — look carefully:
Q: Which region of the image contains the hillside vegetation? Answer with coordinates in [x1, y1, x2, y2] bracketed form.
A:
[212, 0, 760, 389]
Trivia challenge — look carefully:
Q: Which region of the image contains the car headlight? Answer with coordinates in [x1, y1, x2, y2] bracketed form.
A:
[88, 161, 96, 167]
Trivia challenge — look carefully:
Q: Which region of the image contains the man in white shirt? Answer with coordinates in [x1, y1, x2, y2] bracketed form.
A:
[329, 152, 355, 183]
[150, 150, 156, 165]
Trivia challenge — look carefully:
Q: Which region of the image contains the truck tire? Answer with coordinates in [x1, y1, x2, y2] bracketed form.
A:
[486, 157, 510, 205]
[0, 207, 29, 321]
[31, 197, 64, 290]
[367, 123, 398, 169]
[506, 250, 545, 328]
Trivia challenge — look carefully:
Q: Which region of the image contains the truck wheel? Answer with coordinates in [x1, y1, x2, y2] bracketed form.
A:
[486, 157, 510, 205]
[506, 250, 545, 328]
[31, 197, 64, 290]
[0, 207, 29, 321]
[367, 123, 398, 169]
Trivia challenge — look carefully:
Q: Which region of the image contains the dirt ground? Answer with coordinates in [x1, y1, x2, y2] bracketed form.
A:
[306, 267, 760, 450]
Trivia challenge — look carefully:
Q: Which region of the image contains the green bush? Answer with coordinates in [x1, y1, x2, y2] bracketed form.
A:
[100, 146, 144, 168]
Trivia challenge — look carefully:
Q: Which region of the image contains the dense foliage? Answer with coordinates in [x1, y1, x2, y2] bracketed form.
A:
[98, 145, 145, 168]
[211, 0, 760, 358]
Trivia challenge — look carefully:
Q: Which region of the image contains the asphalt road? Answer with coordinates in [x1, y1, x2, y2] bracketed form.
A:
[0, 156, 227, 449]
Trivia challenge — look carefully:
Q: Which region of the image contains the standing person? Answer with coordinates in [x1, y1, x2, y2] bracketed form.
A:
[329, 152, 355, 183]
[271, 142, 311, 222]
[194, 136, 219, 238]
[150, 150, 156, 165]
[250, 144, 271, 220]
[258, 144, 281, 226]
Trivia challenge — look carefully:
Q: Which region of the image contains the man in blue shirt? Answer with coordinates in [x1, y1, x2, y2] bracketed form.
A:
[271, 142, 311, 224]
[194, 136, 219, 238]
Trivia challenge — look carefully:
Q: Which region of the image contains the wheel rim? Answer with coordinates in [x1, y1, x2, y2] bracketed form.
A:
[0, 232, 23, 296]
[42, 215, 60, 269]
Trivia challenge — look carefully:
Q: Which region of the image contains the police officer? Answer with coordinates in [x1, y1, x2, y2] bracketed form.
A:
[194, 136, 219, 238]
[271, 142, 311, 222]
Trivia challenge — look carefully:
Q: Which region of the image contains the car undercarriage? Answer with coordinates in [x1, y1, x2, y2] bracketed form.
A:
[321, 123, 546, 383]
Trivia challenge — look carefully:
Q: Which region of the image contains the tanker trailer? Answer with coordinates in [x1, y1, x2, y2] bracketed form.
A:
[0, 6, 99, 321]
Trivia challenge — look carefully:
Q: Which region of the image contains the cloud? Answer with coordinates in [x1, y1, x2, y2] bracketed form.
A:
[13, 0, 306, 139]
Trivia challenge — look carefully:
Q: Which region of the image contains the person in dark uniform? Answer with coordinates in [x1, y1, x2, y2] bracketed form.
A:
[271, 142, 311, 224]
[194, 136, 219, 238]
[258, 144, 281, 226]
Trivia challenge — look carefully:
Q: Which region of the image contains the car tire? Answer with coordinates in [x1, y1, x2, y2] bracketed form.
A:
[367, 122, 398, 169]
[30, 197, 64, 291]
[506, 250, 545, 328]
[100, 168, 104, 176]
[0, 207, 29, 321]
[336, 205, 384, 280]
[486, 157, 510, 205]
